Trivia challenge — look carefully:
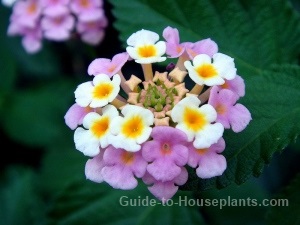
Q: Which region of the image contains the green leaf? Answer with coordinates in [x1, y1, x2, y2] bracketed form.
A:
[47, 181, 205, 225]
[182, 65, 300, 190]
[266, 173, 300, 225]
[110, 0, 300, 76]
[0, 167, 45, 225]
[39, 138, 86, 196]
[1, 79, 76, 147]
[199, 178, 269, 225]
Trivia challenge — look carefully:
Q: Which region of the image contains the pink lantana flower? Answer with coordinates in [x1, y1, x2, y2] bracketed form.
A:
[216, 75, 245, 98]
[41, 0, 69, 17]
[64, 103, 93, 130]
[66, 27, 252, 201]
[101, 146, 148, 190]
[85, 150, 106, 183]
[142, 126, 189, 182]
[41, 14, 75, 41]
[143, 167, 188, 201]
[187, 138, 227, 179]
[12, 0, 41, 28]
[208, 87, 252, 132]
[163, 26, 193, 58]
[70, 0, 102, 16]
[88, 52, 129, 77]
[76, 17, 107, 45]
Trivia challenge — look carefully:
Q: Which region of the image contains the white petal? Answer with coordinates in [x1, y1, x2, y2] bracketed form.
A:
[102, 104, 119, 119]
[155, 41, 166, 56]
[193, 54, 211, 66]
[74, 82, 93, 107]
[74, 128, 100, 157]
[110, 116, 124, 135]
[90, 99, 109, 108]
[136, 126, 152, 144]
[203, 76, 225, 86]
[199, 104, 217, 122]
[127, 29, 159, 46]
[82, 112, 101, 129]
[126, 46, 139, 60]
[193, 123, 224, 148]
[135, 56, 166, 64]
[176, 123, 195, 142]
[187, 69, 205, 86]
[93, 74, 111, 85]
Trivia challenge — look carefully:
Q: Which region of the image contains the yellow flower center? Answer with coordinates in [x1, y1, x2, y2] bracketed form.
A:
[196, 148, 208, 155]
[195, 64, 217, 79]
[161, 143, 172, 155]
[80, 0, 90, 7]
[93, 83, 113, 99]
[215, 104, 227, 115]
[183, 107, 207, 131]
[91, 117, 110, 138]
[122, 116, 144, 138]
[27, 3, 37, 14]
[121, 151, 135, 165]
[138, 45, 157, 58]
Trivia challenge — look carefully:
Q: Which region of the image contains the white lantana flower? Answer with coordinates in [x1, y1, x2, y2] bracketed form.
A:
[110, 105, 154, 152]
[2, 0, 18, 7]
[74, 105, 118, 157]
[75, 74, 121, 108]
[184, 53, 236, 86]
[126, 29, 166, 64]
[171, 95, 224, 149]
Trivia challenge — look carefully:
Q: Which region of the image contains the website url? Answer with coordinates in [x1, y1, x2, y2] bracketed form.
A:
[119, 196, 289, 209]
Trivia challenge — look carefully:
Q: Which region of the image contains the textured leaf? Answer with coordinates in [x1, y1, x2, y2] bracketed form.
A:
[1, 79, 76, 147]
[111, 0, 300, 190]
[182, 65, 300, 190]
[47, 181, 204, 225]
[266, 173, 300, 225]
[0, 167, 44, 225]
[110, 0, 300, 76]
[39, 138, 86, 195]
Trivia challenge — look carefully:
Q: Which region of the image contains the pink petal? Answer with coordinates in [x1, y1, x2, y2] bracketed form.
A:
[22, 35, 41, 53]
[170, 144, 189, 166]
[148, 181, 178, 201]
[151, 126, 188, 145]
[196, 153, 227, 179]
[102, 165, 137, 190]
[173, 167, 188, 185]
[88, 58, 111, 76]
[64, 103, 90, 130]
[147, 158, 181, 182]
[141, 140, 161, 162]
[191, 38, 218, 58]
[81, 30, 105, 46]
[228, 103, 252, 132]
[85, 151, 105, 183]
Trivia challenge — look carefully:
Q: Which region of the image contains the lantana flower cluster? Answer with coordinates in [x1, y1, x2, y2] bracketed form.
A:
[6, 0, 107, 53]
[65, 27, 252, 200]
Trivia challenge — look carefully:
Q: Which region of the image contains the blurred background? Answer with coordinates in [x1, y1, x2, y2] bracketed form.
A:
[0, 0, 300, 224]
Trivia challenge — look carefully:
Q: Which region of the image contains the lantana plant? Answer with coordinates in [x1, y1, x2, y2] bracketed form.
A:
[5, 0, 107, 53]
[65, 27, 252, 201]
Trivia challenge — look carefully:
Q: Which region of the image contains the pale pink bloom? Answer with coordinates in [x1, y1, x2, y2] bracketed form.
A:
[41, 14, 75, 41]
[21, 26, 42, 53]
[187, 138, 227, 179]
[11, 0, 41, 28]
[64, 103, 94, 130]
[88, 52, 129, 77]
[208, 87, 252, 132]
[101, 146, 148, 190]
[163, 26, 218, 59]
[70, 0, 103, 15]
[143, 167, 188, 201]
[41, 0, 70, 17]
[162, 26, 193, 58]
[85, 150, 106, 183]
[76, 17, 107, 45]
[216, 75, 245, 97]
[142, 126, 189, 182]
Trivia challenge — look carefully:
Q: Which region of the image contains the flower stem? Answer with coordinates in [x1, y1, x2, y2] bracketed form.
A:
[176, 53, 189, 71]
[190, 84, 204, 95]
[112, 97, 126, 108]
[118, 71, 131, 94]
[142, 64, 153, 81]
[198, 87, 212, 103]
